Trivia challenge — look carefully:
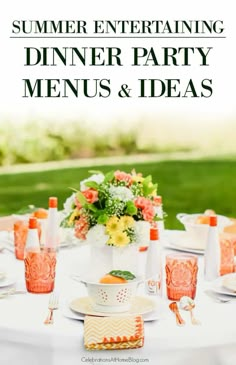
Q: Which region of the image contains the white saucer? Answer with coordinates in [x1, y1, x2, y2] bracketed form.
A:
[69, 296, 156, 317]
[211, 273, 236, 297]
[164, 230, 204, 254]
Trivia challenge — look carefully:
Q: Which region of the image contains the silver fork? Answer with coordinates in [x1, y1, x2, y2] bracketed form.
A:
[44, 292, 59, 325]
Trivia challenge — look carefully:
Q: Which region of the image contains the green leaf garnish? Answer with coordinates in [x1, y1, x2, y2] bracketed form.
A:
[108, 270, 136, 281]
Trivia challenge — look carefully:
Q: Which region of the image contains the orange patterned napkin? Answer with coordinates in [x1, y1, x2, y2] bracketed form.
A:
[84, 315, 144, 350]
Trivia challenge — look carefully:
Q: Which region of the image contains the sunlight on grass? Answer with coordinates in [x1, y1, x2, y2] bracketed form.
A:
[1, 159, 236, 229]
[0, 117, 236, 167]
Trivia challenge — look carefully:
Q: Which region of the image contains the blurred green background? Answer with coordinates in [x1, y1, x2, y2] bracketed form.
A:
[1, 118, 236, 166]
[1, 159, 236, 229]
[1, 118, 236, 229]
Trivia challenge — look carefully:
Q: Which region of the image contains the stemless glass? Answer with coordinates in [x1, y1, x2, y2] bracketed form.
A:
[24, 248, 57, 293]
[14, 220, 28, 260]
[165, 253, 198, 300]
[219, 233, 234, 276]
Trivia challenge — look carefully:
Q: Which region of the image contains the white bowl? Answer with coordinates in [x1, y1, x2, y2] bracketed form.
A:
[80, 277, 142, 313]
[176, 213, 232, 248]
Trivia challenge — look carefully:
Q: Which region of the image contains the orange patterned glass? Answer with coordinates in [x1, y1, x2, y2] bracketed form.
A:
[14, 220, 29, 260]
[24, 248, 57, 293]
[220, 233, 234, 276]
[165, 254, 198, 301]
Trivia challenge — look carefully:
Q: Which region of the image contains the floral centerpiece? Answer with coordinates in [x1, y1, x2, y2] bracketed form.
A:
[61, 169, 161, 249]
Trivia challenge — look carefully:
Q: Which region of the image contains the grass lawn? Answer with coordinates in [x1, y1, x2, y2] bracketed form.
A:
[0, 159, 236, 229]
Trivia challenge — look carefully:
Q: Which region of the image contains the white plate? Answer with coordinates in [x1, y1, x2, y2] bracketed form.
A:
[0, 231, 13, 246]
[69, 296, 157, 317]
[12, 214, 29, 220]
[64, 297, 160, 322]
[0, 274, 16, 288]
[211, 273, 236, 297]
[0, 231, 14, 253]
[164, 230, 204, 254]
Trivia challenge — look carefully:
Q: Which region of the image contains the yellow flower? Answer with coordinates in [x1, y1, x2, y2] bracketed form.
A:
[106, 216, 124, 234]
[131, 175, 144, 184]
[68, 209, 80, 226]
[109, 231, 130, 247]
[119, 216, 134, 229]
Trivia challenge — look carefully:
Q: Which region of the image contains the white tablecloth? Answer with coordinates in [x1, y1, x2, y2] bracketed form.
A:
[0, 243, 236, 365]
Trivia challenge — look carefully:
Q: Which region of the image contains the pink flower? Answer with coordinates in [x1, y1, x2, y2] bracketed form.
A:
[153, 195, 162, 206]
[134, 197, 152, 210]
[74, 215, 89, 240]
[134, 196, 155, 222]
[142, 205, 155, 222]
[114, 170, 132, 185]
[135, 197, 146, 209]
[82, 189, 98, 204]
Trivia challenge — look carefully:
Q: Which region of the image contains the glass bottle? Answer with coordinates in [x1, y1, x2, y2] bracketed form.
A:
[154, 195, 165, 240]
[145, 227, 162, 296]
[204, 215, 220, 281]
[24, 217, 41, 254]
[45, 197, 59, 250]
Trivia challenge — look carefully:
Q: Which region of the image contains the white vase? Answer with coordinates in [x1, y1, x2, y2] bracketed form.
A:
[87, 223, 149, 279]
[112, 244, 139, 276]
[134, 221, 150, 246]
[89, 245, 113, 278]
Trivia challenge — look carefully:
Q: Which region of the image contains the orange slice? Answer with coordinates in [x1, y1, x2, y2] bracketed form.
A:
[32, 208, 48, 219]
[99, 274, 127, 284]
[195, 215, 210, 225]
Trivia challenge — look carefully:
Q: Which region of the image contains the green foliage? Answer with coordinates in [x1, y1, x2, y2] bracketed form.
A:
[97, 214, 109, 225]
[76, 191, 87, 206]
[142, 175, 157, 197]
[103, 170, 115, 183]
[1, 159, 236, 230]
[0, 121, 162, 167]
[85, 181, 99, 189]
[125, 201, 137, 215]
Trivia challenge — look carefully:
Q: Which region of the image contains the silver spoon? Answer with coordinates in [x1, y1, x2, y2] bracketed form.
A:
[179, 296, 201, 325]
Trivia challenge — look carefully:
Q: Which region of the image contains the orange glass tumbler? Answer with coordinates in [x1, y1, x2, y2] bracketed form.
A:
[24, 248, 57, 293]
[165, 254, 198, 301]
[220, 233, 234, 276]
[14, 220, 28, 260]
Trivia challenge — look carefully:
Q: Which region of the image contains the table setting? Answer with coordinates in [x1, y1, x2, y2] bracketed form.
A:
[1, 169, 236, 365]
